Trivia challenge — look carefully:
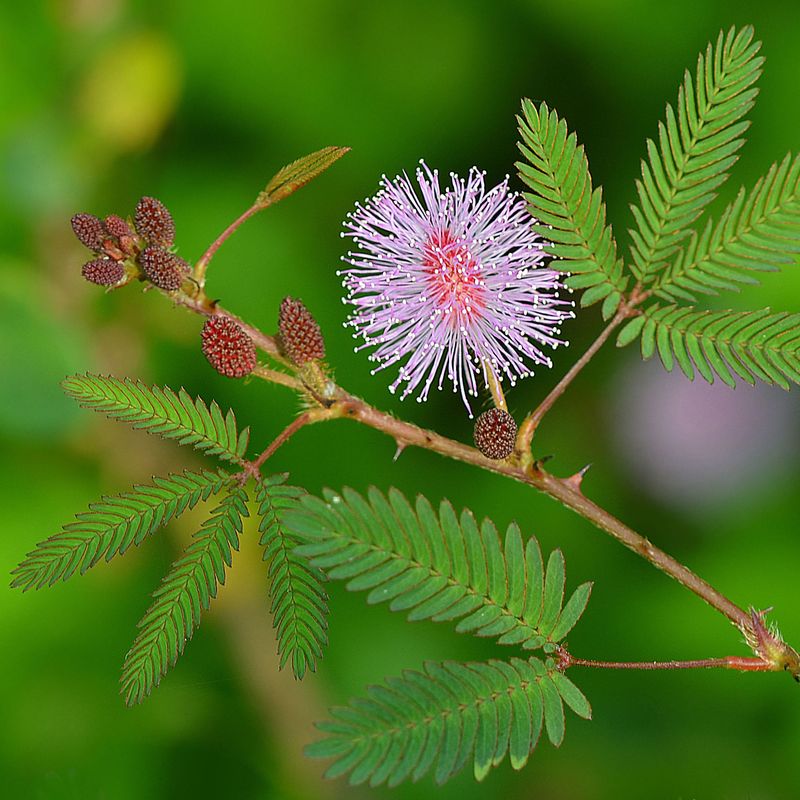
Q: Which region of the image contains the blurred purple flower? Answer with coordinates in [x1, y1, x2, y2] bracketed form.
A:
[340, 161, 573, 416]
[610, 358, 800, 510]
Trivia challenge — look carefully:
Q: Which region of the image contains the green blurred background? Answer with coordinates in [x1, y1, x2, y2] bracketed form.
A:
[2, 1, 800, 798]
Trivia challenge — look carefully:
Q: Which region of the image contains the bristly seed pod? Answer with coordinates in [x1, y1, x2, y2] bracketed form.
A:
[71, 213, 105, 251]
[278, 297, 325, 365]
[134, 196, 175, 248]
[138, 245, 188, 291]
[473, 408, 517, 460]
[82, 258, 126, 286]
[201, 316, 257, 378]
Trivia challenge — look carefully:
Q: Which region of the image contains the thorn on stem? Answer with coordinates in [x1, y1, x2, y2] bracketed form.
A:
[393, 440, 406, 462]
[565, 463, 592, 492]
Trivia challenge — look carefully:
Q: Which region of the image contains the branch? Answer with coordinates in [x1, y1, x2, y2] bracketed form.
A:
[193, 201, 266, 289]
[516, 308, 628, 456]
[129, 216, 800, 678]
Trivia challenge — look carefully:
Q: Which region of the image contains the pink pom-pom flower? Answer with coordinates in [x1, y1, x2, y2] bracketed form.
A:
[340, 161, 573, 416]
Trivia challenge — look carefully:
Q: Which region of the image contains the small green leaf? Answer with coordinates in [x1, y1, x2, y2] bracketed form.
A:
[11, 469, 233, 591]
[306, 657, 587, 786]
[258, 475, 329, 679]
[291, 487, 591, 652]
[120, 484, 249, 705]
[62, 374, 249, 464]
[258, 146, 350, 205]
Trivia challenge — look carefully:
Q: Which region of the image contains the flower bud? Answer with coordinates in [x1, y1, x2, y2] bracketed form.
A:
[71, 213, 105, 251]
[82, 258, 126, 286]
[473, 408, 517, 460]
[134, 196, 175, 248]
[278, 297, 325, 365]
[201, 316, 257, 378]
[139, 245, 188, 291]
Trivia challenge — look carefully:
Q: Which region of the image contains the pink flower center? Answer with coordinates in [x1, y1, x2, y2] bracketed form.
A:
[422, 230, 485, 322]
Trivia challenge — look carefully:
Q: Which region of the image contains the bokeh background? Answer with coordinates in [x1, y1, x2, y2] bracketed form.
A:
[2, 1, 800, 798]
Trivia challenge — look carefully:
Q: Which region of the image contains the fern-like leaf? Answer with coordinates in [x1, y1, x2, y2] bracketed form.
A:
[287, 487, 592, 651]
[617, 304, 800, 388]
[629, 26, 763, 281]
[653, 153, 800, 301]
[517, 99, 628, 318]
[120, 484, 249, 705]
[258, 146, 350, 205]
[257, 475, 329, 679]
[62, 374, 250, 464]
[10, 469, 232, 591]
[306, 657, 591, 786]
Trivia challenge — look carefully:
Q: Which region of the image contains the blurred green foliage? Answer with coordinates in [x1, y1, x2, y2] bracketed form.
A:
[2, 1, 800, 798]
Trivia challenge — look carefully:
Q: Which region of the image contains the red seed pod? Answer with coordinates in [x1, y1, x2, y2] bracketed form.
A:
[201, 316, 257, 378]
[278, 297, 325, 365]
[138, 245, 188, 291]
[82, 258, 126, 286]
[71, 213, 105, 251]
[134, 196, 175, 247]
[473, 408, 517, 460]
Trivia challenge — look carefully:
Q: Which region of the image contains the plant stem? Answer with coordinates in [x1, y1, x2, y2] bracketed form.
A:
[483, 361, 508, 411]
[171, 286, 773, 649]
[517, 306, 629, 455]
[251, 410, 324, 470]
[562, 654, 772, 673]
[333, 391, 752, 631]
[251, 365, 303, 392]
[150, 219, 799, 673]
[193, 200, 268, 288]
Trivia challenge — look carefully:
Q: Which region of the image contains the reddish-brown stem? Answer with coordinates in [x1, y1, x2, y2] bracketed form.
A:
[517, 305, 630, 456]
[251, 410, 320, 470]
[563, 655, 773, 673]
[333, 392, 753, 631]
[141, 215, 800, 675]
[193, 201, 268, 288]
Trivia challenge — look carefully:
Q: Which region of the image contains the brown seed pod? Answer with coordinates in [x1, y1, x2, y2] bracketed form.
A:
[138, 245, 188, 291]
[134, 196, 175, 247]
[71, 213, 105, 251]
[278, 297, 325, 365]
[473, 408, 517, 460]
[201, 316, 257, 378]
[81, 258, 126, 286]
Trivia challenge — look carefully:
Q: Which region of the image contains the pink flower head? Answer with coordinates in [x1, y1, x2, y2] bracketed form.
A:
[340, 161, 573, 416]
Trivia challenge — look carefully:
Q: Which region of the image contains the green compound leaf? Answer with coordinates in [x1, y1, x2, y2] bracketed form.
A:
[517, 99, 628, 318]
[287, 487, 592, 651]
[120, 484, 249, 706]
[619, 304, 800, 388]
[10, 469, 233, 591]
[306, 657, 591, 786]
[257, 475, 329, 680]
[258, 146, 350, 205]
[653, 153, 800, 302]
[629, 26, 763, 282]
[62, 374, 250, 465]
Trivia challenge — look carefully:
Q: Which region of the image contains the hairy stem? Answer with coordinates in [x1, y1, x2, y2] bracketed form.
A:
[145, 220, 798, 672]
[193, 200, 269, 288]
[562, 654, 772, 673]
[517, 306, 630, 458]
[332, 392, 752, 630]
[251, 410, 326, 470]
